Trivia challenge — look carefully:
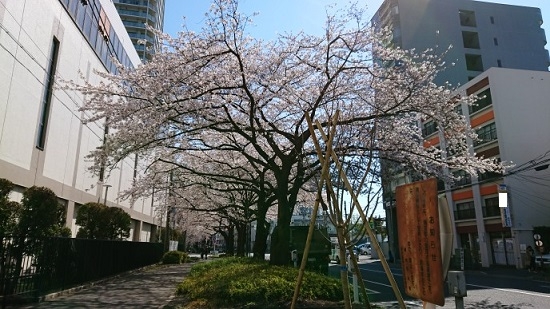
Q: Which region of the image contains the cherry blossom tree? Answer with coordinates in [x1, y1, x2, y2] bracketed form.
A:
[72, 0, 503, 265]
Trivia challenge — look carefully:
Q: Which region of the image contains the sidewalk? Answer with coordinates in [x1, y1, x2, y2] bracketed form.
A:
[464, 264, 550, 281]
[16, 263, 193, 309]
[12, 258, 546, 309]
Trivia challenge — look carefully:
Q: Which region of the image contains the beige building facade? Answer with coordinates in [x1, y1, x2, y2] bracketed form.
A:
[0, 0, 159, 241]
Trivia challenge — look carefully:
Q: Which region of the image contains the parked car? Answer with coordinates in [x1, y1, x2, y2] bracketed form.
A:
[535, 253, 550, 267]
[357, 243, 371, 255]
[330, 243, 360, 264]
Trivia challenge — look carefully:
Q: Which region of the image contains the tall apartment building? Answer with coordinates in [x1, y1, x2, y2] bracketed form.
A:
[0, 0, 158, 241]
[431, 68, 550, 269]
[374, 0, 550, 268]
[113, 0, 165, 61]
[372, 0, 549, 86]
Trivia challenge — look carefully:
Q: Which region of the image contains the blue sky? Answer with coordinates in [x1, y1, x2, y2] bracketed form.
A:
[164, 0, 550, 41]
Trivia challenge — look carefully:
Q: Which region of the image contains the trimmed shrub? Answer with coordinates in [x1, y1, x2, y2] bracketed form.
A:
[161, 251, 187, 264]
[176, 257, 343, 308]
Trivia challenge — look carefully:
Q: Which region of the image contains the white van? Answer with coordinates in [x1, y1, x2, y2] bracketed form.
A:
[330, 243, 359, 263]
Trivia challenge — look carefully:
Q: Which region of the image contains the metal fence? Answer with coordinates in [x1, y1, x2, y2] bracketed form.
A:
[0, 236, 163, 307]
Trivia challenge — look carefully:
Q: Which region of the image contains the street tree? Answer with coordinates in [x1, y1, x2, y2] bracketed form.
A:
[0, 178, 21, 238]
[72, 0, 503, 265]
[7, 186, 69, 294]
[76, 202, 131, 240]
[18, 186, 70, 240]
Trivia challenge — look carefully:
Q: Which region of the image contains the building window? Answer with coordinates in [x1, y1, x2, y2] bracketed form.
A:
[475, 122, 497, 146]
[36, 38, 60, 150]
[478, 170, 502, 182]
[483, 197, 500, 217]
[490, 16, 495, 24]
[465, 54, 484, 71]
[459, 10, 477, 27]
[422, 120, 438, 137]
[446, 139, 467, 157]
[462, 31, 480, 49]
[99, 8, 111, 42]
[497, 59, 502, 67]
[469, 88, 492, 114]
[454, 104, 463, 115]
[493, 37, 498, 46]
[453, 170, 472, 187]
[455, 201, 476, 220]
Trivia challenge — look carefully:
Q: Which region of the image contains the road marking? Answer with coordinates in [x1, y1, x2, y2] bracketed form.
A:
[467, 284, 550, 298]
[364, 279, 393, 289]
[346, 275, 381, 294]
[357, 266, 403, 277]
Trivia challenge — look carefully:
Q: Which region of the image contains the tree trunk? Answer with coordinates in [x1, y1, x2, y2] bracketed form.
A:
[269, 201, 292, 265]
[253, 213, 269, 260]
[219, 223, 235, 256]
[235, 222, 247, 257]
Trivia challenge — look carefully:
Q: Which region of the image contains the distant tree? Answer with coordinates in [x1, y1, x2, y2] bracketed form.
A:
[76, 202, 131, 240]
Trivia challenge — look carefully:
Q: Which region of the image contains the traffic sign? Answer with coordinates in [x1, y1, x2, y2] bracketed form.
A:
[534, 234, 541, 240]
[535, 240, 543, 247]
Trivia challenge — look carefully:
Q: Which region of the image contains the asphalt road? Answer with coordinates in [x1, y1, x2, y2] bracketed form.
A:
[330, 257, 550, 308]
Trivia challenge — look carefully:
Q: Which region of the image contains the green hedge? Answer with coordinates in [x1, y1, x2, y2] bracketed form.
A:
[176, 257, 343, 308]
[161, 251, 188, 264]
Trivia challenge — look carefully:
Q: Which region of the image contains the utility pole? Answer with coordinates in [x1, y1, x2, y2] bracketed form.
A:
[164, 171, 173, 252]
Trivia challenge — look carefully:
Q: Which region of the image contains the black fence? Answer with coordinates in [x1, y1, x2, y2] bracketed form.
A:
[0, 236, 164, 306]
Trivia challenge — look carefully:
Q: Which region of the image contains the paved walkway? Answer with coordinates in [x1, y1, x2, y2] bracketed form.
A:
[9, 258, 545, 309]
[15, 263, 193, 309]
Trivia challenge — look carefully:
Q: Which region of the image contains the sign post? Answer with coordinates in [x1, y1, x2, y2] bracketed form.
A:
[534, 234, 544, 269]
[396, 178, 445, 306]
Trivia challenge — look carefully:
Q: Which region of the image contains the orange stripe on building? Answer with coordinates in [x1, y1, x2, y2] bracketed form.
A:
[480, 184, 498, 196]
[452, 190, 473, 201]
[470, 110, 494, 128]
[466, 77, 489, 95]
[423, 135, 440, 148]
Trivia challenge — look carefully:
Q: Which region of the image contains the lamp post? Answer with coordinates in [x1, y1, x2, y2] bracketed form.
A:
[103, 184, 112, 205]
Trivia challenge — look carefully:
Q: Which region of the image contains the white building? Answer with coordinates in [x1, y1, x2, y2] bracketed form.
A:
[0, 0, 158, 241]
[431, 67, 550, 268]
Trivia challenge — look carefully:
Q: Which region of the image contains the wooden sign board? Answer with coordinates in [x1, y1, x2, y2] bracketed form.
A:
[396, 178, 444, 306]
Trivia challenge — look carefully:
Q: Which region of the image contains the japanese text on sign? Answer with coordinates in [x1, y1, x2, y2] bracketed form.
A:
[396, 178, 444, 306]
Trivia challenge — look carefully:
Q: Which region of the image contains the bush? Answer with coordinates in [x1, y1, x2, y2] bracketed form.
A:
[161, 251, 187, 264]
[176, 257, 343, 308]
